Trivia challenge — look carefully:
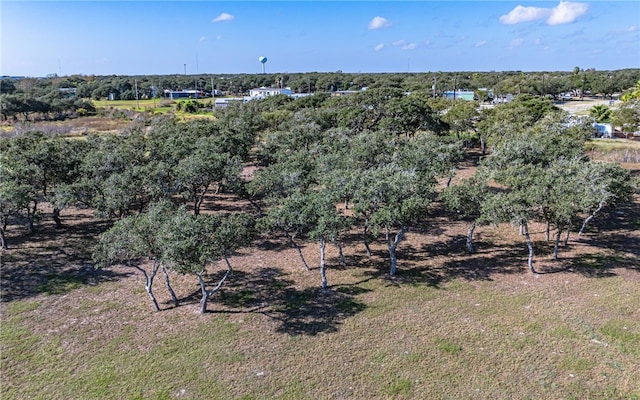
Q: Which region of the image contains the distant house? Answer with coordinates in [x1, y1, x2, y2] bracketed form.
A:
[164, 90, 203, 100]
[249, 87, 292, 99]
[443, 90, 475, 101]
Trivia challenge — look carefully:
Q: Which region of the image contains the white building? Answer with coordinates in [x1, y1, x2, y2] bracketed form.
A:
[248, 87, 292, 99]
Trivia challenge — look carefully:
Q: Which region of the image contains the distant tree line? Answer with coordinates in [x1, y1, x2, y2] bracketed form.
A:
[2, 68, 639, 101]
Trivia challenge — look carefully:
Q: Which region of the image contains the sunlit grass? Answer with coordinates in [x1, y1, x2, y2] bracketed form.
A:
[2, 269, 639, 399]
[586, 138, 640, 152]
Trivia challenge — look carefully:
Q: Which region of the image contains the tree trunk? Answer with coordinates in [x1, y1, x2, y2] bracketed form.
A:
[579, 199, 605, 236]
[553, 228, 562, 260]
[198, 275, 210, 314]
[194, 188, 206, 216]
[28, 202, 37, 234]
[386, 226, 406, 277]
[335, 242, 346, 268]
[545, 221, 550, 241]
[197, 257, 233, 314]
[133, 261, 161, 312]
[319, 238, 328, 290]
[523, 222, 536, 274]
[246, 198, 263, 216]
[564, 222, 572, 246]
[480, 137, 486, 156]
[446, 175, 453, 188]
[466, 221, 476, 254]
[519, 224, 524, 236]
[161, 263, 179, 307]
[289, 234, 310, 271]
[1, 215, 7, 249]
[52, 207, 63, 229]
[363, 218, 372, 257]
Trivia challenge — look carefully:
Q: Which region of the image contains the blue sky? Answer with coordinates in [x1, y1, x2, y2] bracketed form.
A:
[1, 1, 639, 77]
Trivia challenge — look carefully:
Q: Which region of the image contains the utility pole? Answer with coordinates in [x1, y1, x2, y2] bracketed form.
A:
[432, 75, 437, 97]
[211, 77, 215, 99]
[134, 79, 139, 109]
[184, 64, 187, 76]
[453, 75, 457, 100]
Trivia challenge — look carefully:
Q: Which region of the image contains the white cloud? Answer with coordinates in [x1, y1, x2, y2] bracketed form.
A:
[500, 5, 549, 24]
[212, 12, 234, 23]
[216, 35, 223, 40]
[500, 2, 587, 26]
[374, 43, 385, 51]
[475, 40, 487, 47]
[534, 38, 541, 45]
[547, 1, 588, 25]
[368, 16, 392, 30]
[199, 36, 207, 42]
[391, 40, 417, 50]
[508, 38, 524, 48]
[628, 25, 637, 32]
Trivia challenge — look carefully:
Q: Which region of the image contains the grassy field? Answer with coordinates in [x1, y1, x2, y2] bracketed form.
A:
[586, 139, 640, 163]
[2, 176, 639, 399]
[2, 268, 638, 399]
[93, 98, 172, 112]
[93, 98, 215, 116]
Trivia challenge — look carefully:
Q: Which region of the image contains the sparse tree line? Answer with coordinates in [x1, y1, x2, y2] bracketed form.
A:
[1, 88, 637, 313]
[0, 91, 96, 122]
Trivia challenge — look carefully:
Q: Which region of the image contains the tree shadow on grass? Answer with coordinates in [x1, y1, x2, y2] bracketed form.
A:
[267, 286, 368, 336]
[0, 259, 132, 302]
[552, 253, 622, 278]
[389, 240, 527, 286]
[1, 214, 131, 302]
[182, 267, 369, 336]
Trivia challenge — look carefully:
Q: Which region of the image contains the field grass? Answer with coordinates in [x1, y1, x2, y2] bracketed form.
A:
[587, 139, 640, 163]
[93, 99, 214, 117]
[2, 185, 639, 399]
[2, 266, 639, 399]
[587, 139, 640, 152]
[93, 98, 168, 111]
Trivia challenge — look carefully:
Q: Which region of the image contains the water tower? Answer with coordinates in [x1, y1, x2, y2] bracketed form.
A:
[258, 56, 267, 74]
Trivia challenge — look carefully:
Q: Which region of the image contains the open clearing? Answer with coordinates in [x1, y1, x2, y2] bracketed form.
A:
[1, 151, 639, 399]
